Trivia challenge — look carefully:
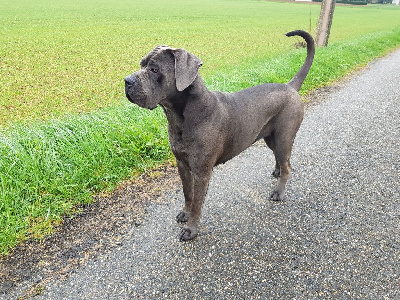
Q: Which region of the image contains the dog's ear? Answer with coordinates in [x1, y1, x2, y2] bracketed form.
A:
[172, 49, 203, 92]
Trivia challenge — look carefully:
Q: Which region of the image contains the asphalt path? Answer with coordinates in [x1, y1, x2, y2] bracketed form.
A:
[7, 50, 400, 299]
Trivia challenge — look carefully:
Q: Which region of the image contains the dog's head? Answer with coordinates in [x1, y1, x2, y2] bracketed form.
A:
[124, 46, 203, 109]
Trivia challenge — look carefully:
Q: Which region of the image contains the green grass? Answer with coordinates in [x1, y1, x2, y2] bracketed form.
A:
[205, 28, 400, 93]
[0, 106, 171, 253]
[1, 0, 400, 254]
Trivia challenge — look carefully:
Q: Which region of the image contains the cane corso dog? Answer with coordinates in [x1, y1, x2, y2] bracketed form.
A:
[125, 30, 315, 241]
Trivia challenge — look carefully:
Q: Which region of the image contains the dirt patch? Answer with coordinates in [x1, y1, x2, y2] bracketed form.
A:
[0, 164, 180, 299]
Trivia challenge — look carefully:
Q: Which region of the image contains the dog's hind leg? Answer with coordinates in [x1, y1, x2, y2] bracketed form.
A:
[268, 132, 296, 201]
[264, 135, 280, 178]
[270, 147, 292, 201]
[269, 102, 303, 201]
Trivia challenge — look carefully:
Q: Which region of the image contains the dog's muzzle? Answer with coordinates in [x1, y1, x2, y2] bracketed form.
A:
[124, 74, 157, 109]
[124, 75, 137, 103]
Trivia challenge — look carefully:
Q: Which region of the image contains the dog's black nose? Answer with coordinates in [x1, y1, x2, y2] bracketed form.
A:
[124, 75, 136, 86]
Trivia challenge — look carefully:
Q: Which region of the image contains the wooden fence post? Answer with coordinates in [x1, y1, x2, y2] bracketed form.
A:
[316, 0, 336, 47]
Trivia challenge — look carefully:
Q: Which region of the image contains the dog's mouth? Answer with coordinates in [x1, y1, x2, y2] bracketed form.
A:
[124, 82, 142, 104]
[124, 75, 142, 104]
[124, 88, 134, 103]
[125, 87, 158, 110]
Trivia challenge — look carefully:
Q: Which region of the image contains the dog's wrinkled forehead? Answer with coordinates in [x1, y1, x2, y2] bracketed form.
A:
[140, 45, 171, 67]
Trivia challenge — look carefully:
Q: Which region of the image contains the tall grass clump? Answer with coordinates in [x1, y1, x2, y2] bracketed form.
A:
[0, 105, 170, 254]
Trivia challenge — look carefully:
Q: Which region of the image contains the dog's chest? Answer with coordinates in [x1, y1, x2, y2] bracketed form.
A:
[163, 107, 188, 160]
[168, 127, 191, 163]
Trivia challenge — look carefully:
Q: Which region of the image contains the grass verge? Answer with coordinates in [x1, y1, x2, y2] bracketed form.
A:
[205, 28, 400, 93]
[0, 106, 171, 254]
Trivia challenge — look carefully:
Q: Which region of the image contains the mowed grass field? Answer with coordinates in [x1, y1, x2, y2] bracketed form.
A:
[1, 0, 400, 124]
[1, 0, 400, 254]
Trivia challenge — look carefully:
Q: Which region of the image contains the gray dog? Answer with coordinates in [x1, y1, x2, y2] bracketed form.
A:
[125, 30, 315, 241]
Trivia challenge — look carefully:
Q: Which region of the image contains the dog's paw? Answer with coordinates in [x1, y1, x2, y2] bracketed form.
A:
[176, 211, 189, 223]
[270, 190, 283, 201]
[271, 169, 280, 178]
[179, 226, 198, 242]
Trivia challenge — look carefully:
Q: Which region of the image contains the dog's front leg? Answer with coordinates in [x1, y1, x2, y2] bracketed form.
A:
[176, 160, 193, 223]
[178, 167, 213, 241]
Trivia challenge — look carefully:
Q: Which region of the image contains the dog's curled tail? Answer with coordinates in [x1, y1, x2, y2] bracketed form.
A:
[286, 30, 315, 92]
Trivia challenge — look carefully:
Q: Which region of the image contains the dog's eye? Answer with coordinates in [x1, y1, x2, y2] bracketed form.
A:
[150, 68, 159, 74]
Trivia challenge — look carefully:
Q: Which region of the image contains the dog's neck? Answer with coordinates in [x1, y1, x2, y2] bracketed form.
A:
[188, 74, 209, 97]
[160, 74, 210, 114]
[160, 74, 214, 137]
